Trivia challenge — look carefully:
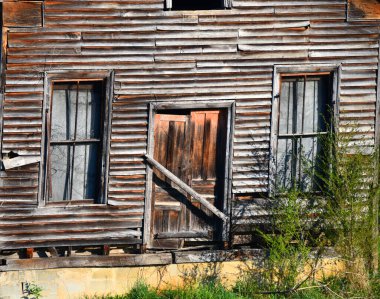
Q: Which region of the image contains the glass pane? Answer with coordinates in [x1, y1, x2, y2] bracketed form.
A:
[280, 76, 330, 135]
[76, 83, 102, 140]
[51, 83, 77, 141]
[295, 78, 305, 134]
[276, 138, 297, 190]
[50, 145, 72, 201]
[71, 144, 100, 200]
[277, 75, 331, 192]
[316, 76, 329, 132]
[299, 137, 318, 191]
[279, 81, 295, 135]
[303, 77, 329, 133]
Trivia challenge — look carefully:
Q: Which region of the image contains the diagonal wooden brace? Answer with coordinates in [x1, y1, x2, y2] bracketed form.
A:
[145, 154, 229, 222]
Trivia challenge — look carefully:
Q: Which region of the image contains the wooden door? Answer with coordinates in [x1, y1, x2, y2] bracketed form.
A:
[151, 113, 191, 249]
[151, 110, 227, 249]
[188, 111, 227, 236]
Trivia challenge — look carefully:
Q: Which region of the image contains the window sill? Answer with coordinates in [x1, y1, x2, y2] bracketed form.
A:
[163, 9, 231, 16]
[43, 201, 107, 209]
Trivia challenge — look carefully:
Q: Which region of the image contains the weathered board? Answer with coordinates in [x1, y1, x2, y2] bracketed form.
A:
[0, 0, 379, 251]
[3, 1, 43, 28]
[349, 0, 380, 20]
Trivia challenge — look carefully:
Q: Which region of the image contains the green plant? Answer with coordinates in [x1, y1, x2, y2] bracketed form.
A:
[236, 128, 380, 297]
[162, 283, 243, 299]
[235, 189, 321, 297]
[314, 130, 380, 292]
[24, 282, 43, 299]
[180, 262, 222, 287]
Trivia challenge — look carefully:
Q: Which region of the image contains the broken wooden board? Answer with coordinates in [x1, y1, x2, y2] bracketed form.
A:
[2, 156, 41, 170]
[348, 0, 380, 20]
[3, 1, 43, 27]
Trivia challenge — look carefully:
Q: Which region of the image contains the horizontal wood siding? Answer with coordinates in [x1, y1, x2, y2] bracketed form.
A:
[0, 0, 379, 249]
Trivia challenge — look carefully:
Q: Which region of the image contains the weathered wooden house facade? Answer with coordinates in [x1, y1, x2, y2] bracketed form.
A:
[0, 0, 379, 264]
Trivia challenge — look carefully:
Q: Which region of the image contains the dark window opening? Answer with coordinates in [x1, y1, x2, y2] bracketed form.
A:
[47, 81, 104, 202]
[275, 74, 333, 192]
[169, 0, 225, 10]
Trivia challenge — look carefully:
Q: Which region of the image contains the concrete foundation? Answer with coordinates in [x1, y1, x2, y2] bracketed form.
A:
[0, 259, 343, 299]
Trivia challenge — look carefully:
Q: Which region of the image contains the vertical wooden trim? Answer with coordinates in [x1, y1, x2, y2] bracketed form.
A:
[38, 73, 50, 207]
[372, 41, 380, 274]
[269, 66, 280, 195]
[41, 0, 45, 27]
[0, 25, 7, 158]
[222, 102, 235, 243]
[333, 65, 342, 133]
[375, 42, 380, 149]
[102, 70, 114, 204]
[142, 103, 156, 250]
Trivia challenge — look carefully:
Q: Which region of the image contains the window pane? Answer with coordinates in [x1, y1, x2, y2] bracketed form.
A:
[76, 83, 102, 140]
[304, 77, 329, 133]
[72, 144, 100, 200]
[51, 83, 77, 141]
[277, 74, 331, 192]
[49, 144, 100, 201]
[50, 145, 72, 201]
[279, 76, 330, 135]
[279, 81, 294, 135]
[48, 80, 103, 202]
[299, 136, 319, 191]
[276, 138, 296, 190]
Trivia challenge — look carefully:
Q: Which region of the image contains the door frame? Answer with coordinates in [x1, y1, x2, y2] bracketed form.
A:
[143, 100, 235, 250]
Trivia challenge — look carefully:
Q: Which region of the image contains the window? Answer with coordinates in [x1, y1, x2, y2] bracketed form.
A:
[46, 80, 106, 202]
[274, 74, 333, 191]
[166, 0, 231, 10]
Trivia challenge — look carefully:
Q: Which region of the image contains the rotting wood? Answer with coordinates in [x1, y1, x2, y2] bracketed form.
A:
[145, 154, 229, 222]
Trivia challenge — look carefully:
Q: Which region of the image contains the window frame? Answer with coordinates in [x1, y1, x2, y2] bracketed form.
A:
[269, 64, 341, 195]
[165, 0, 232, 11]
[39, 71, 114, 207]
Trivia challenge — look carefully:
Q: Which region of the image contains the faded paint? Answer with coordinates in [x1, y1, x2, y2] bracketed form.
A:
[0, 259, 344, 299]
